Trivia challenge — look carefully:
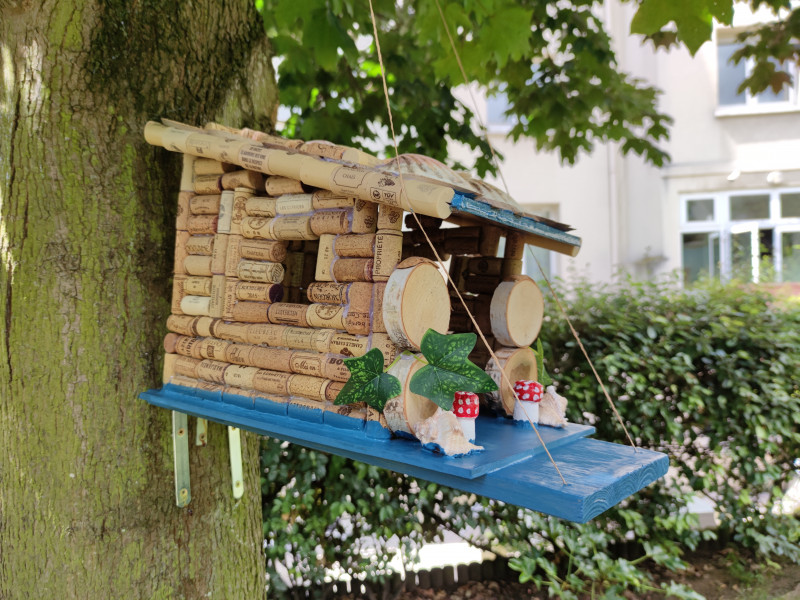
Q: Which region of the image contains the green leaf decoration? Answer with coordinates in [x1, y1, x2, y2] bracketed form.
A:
[534, 339, 553, 387]
[409, 329, 498, 411]
[335, 348, 401, 413]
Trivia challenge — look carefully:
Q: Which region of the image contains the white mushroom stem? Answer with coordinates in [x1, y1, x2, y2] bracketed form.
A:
[513, 401, 539, 425]
[457, 417, 476, 443]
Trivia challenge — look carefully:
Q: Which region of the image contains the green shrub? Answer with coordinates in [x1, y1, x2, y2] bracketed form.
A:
[261, 277, 800, 598]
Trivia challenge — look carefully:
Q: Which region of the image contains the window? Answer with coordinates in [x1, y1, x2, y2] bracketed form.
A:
[680, 188, 800, 284]
[716, 40, 797, 111]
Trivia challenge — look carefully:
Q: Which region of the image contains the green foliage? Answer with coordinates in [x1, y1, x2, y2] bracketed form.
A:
[409, 329, 497, 410]
[262, 277, 800, 597]
[335, 348, 400, 412]
[258, 0, 673, 172]
[630, 0, 734, 54]
[533, 338, 553, 387]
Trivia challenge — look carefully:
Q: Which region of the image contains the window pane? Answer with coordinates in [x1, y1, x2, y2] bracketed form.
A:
[487, 92, 511, 126]
[687, 199, 715, 222]
[730, 194, 769, 220]
[682, 233, 719, 283]
[781, 192, 800, 218]
[718, 42, 747, 105]
[781, 231, 800, 282]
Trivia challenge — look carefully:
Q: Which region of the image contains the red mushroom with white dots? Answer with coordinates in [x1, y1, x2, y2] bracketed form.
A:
[513, 380, 544, 426]
[453, 391, 479, 442]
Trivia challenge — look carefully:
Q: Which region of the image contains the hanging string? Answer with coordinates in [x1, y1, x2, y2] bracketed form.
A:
[433, 1, 638, 451]
[367, 0, 568, 483]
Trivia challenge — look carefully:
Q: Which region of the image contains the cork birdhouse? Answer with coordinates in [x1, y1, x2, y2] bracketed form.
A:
[141, 119, 668, 523]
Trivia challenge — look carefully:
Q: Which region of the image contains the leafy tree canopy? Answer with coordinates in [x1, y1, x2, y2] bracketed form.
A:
[258, 0, 797, 175]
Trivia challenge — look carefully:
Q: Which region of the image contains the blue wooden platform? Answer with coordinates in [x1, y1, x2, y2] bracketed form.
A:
[140, 384, 668, 523]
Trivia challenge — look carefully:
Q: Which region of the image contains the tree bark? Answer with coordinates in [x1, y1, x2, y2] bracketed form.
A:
[0, 1, 277, 597]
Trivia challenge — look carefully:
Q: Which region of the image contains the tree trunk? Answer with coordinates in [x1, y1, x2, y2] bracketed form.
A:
[0, 1, 277, 597]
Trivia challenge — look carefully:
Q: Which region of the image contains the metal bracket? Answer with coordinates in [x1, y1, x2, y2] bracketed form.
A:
[195, 418, 208, 446]
[172, 411, 191, 507]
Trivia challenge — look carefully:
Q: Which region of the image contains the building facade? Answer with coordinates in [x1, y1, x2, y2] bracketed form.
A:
[470, 1, 800, 287]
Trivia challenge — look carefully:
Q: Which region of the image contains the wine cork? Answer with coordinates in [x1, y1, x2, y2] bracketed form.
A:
[467, 257, 503, 276]
[174, 231, 190, 275]
[196, 359, 228, 384]
[174, 335, 202, 359]
[351, 199, 378, 234]
[194, 158, 236, 176]
[372, 230, 403, 281]
[225, 234, 242, 277]
[288, 351, 332, 380]
[264, 149, 310, 180]
[377, 205, 404, 231]
[252, 370, 291, 396]
[174, 355, 201, 378]
[230, 188, 251, 235]
[288, 374, 329, 401]
[238, 240, 286, 266]
[370, 332, 399, 366]
[237, 260, 284, 283]
[167, 314, 198, 337]
[306, 304, 347, 330]
[275, 194, 314, 215]
[328, 332, 370, 358]
[248, 346, 293, 372]
[187, 214, 218, 236]
[504, 231, 525, 260]
[310, 210, 351, 235]
[343, 282, 373, 335]
[163, 333, 180, 354]
[324, 381, 345, 403]
[334, 233, 375, 258]
[268, 303, 309, 327]
[217, 190, 234, 233]
[185, 235, 214, 256]
[333, 258, 374, 282]
[189, 195, 221, 215]
[236, 281, 283, 303]
[312, 190, 354, 209]
[194, 173, 221, 195]
[223, 365, 259, 389]
[306, 282, 349, 304]
[221, 170, 264, 192]
[240, 216, 274, 240]
[194, 317, 215, 338]
[180, 295, 211, 316]
[231, 301, 271, 323]
[315, 234, 335, 282]
[208, 274, 226, 318]
[372, 282, 387, 333]
[176, 192, 192, 230]
[501, 259, 523, 278]
[245, 196, 277, 217]
[210, 233, 228, 274]
[162, 353, 179, 384]
[184, 255, 213, 277]
[271, 216, 317, 240]
[211, 320, 251, 343]
[171, 274, 188, 314]
[290, 327, 334, 353]
[265, 176, 305, 196]
[223, 278, 238, 320]
[195, 337, 231, 361]
[480, 226, 503, 256]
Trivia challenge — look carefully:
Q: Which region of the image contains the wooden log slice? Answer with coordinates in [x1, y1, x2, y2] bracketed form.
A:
[489, 275, 544, 348]
[484, 346, 538, 416]
[383, 258, 451, 350]
[384, 355, 438, 438]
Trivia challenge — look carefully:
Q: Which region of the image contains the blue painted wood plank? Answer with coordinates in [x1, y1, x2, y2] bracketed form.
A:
[140, 385, 668, 522]
[450, 193, 582, 249]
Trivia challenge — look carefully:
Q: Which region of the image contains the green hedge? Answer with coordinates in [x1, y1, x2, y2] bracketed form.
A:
[262, 277, 800, 599]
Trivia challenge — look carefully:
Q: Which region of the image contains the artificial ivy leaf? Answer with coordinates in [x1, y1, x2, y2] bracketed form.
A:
[534, 339, 553, 387]
[335, 348, 401, 412]
[409, 329, 498, 410]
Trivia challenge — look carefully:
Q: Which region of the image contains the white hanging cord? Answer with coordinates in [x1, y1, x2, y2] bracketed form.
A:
[367, 0, 568, 484]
